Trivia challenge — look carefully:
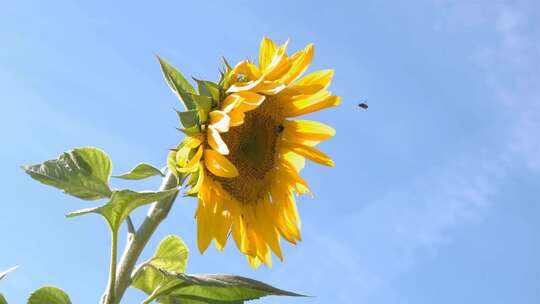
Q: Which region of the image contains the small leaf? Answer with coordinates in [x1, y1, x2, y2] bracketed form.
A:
[28, 286, 72, 304]
[66, 189, 178, 233]
[0, 294, 7, 304]
[191, 95, 213, 123]
[0, 266, 18, 281]
[157, 56, 196, 110]
[143, 269, 304, 304]
[114, 163, 164, 180]
[176, 109, 200, 128]
[132, 235, 189, 296]
[22, 147, 112, 200]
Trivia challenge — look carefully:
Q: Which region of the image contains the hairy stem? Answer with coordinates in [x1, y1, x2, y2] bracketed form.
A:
[104, 230, 118, 304]
[110, 172, 179, 304]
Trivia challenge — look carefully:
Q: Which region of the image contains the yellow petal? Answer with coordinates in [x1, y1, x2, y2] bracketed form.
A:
[282, 142, 334, 167]
[282, 92, 341, 117]
[235, 91, 265, 112]
[259, 37, 277, 71]
[254, 80, 286, 95]
[228, 109, 245, 127]
[227, 77, 264, 94]
[279, 162, 311, 195]
[231, 60, 261, 81]
[282, 149, 305, 171]
[204, 149, 239, 177]
[213, 203, 231, 251]
[264, 40, 291, 80]
[209, 110, 231, 132]
[257, 203, 283, 261]
[196, 200, 213, 253]
[279, 43, 314, 85]
[207, 126, 229, 155]
[282, 119, 336, 142]
[287, 69, 334, 95]
[221, 94, 242, 113]
[177, 145, 203, 173]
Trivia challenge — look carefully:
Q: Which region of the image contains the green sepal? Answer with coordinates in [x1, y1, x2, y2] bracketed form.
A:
[157, 55, 197, 110]
[192, 94, 213, 123]
[114, 163, 165, 180]
[176, 109, 200, 128]
[65, 189, 178, 234]
[27, 286, 72, 304]
[178, 125, 202, 136]
[194, 79, 220, 103]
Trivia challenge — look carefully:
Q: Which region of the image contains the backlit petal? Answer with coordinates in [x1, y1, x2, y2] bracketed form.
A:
[204, 149, 239, 177]
[207, 126, 229, 155]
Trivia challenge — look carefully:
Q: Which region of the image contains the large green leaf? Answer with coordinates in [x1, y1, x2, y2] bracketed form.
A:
[142, 269, 304, 304]
[132, 235, 189, 295]
[157, 56, 196, 110]
[65, 189, 177, 233]
[27, 286, 71, 304]
[0, 266, 17, 281]
[22, 147, 112, 200]
[114, 163, 164, 180]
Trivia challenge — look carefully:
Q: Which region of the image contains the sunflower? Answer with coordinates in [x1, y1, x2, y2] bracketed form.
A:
[167, 37, 340, 267]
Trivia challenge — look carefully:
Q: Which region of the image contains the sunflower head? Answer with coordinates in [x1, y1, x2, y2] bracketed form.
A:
[164, 37, 340, 267]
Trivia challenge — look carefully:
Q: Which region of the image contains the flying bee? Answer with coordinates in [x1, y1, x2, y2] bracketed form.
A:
[358, 101, 369, 109]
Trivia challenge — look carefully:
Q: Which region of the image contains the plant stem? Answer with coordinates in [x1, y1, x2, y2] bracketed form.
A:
[104, 230, 118, 304]
[110, 172, 179, 304]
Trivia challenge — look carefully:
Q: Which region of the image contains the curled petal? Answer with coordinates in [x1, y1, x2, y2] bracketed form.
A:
[207, 126, 229, 155]
[204, 149, 239, 177]
[209, 110, 231, 132]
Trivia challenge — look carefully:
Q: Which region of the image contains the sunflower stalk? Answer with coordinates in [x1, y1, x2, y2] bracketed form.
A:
[103, 171, 180, 304]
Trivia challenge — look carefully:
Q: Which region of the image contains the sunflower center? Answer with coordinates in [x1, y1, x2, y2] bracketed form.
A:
[213, 98, 282, 203]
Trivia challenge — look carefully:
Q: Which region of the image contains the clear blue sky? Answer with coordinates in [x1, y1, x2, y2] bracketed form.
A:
[1, 0, 539, 303]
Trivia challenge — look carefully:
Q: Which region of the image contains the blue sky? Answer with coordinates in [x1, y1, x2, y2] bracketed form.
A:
[1, 0, 539, 303]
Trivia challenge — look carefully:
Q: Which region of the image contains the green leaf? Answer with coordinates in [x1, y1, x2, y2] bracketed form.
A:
[157, 56, 196, 110]
[22, 147, 112, 200]
[114, 163, 164, 180]
[27, 286, 72, 304]
[132, 235, 189, 296]
[142, 269, 304, 304]
[66, 189, 177, 233]
[0, 266, 18, 281]
[176, 109, 200, 128]
[0, 293, 6, 304]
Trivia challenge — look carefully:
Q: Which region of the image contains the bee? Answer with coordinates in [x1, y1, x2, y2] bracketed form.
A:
[277, 124, 285, 133]
[358, 101, 369, 109]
